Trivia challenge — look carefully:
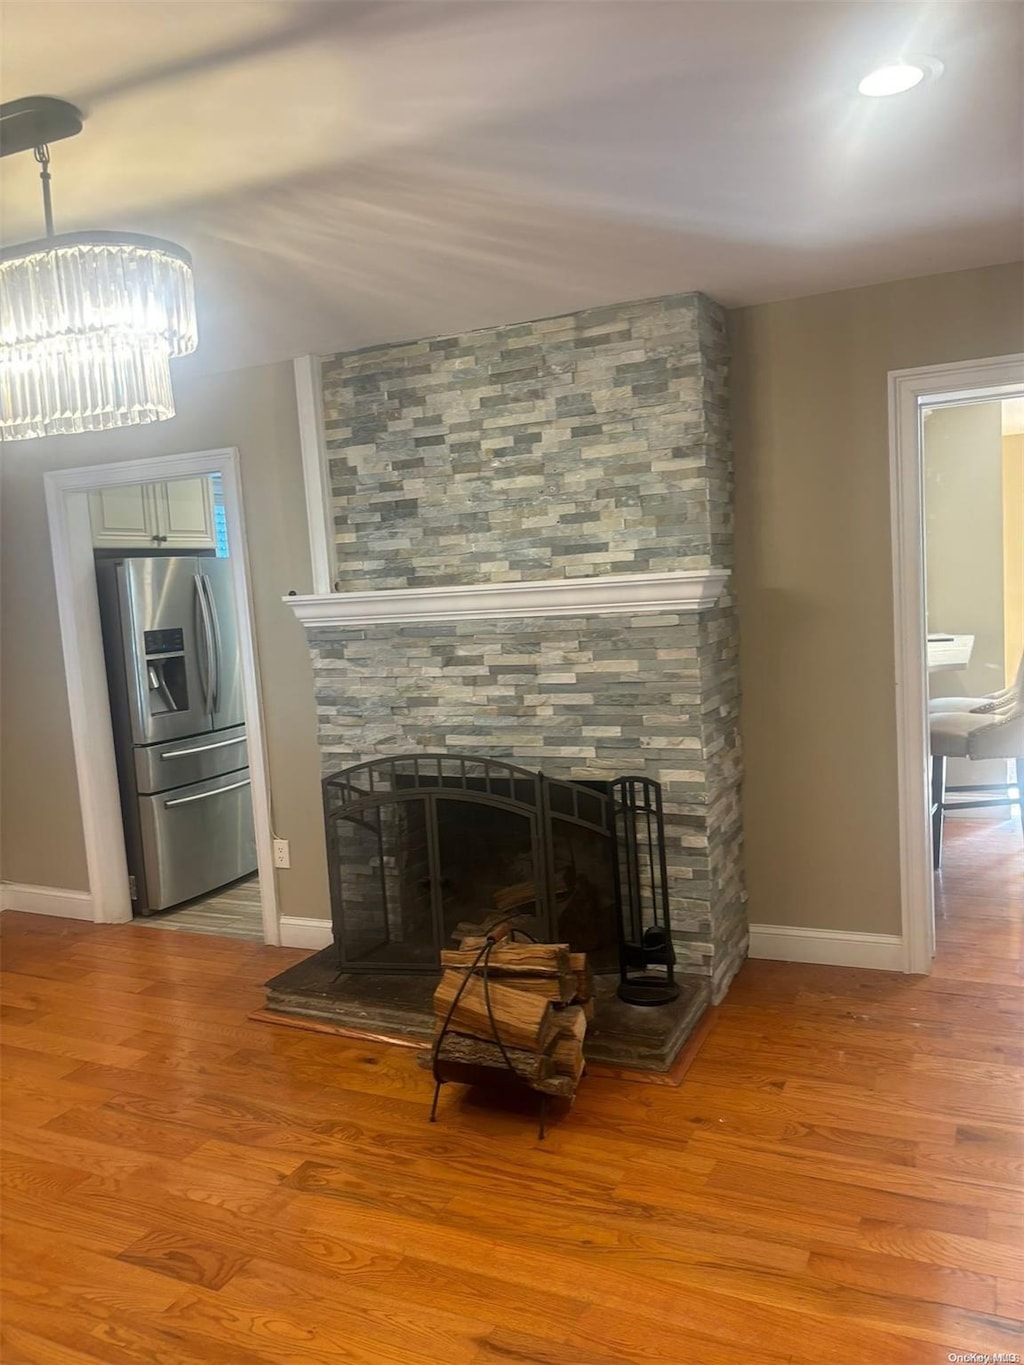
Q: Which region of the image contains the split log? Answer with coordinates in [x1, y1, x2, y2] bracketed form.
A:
[419, 1043, 579, 1098]
[450, 917, 512, 947]
[440, 944, 574, 1003]
[532, 1073, 578, 1098]
[482, 975, 574, 1003]
[492, 875, 567, 914]
[425, 1031, 555, 1084]
[432, 970, 556, 1053]
[540, 1015, 589, 1086]
[492, 880, 539, 914]
[549, 1036, 586, 1084]
[441, 943, 570, 974]
[457, 935, 511, 952]
[545, 1005, 587, 1084]
[552, 1004, 587, 1044]
[569, 952, 593, 1004]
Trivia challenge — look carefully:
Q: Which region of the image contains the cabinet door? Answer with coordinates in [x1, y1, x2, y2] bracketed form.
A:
[152, 477, 217, 550]
[89, 485, 157, 548]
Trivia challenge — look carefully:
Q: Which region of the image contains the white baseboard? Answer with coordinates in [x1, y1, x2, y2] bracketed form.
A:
[1, 882, 94, 921]
[747, 923, 905, 971]
[278, 916, 333, 950]
[0, 891, 906, 971]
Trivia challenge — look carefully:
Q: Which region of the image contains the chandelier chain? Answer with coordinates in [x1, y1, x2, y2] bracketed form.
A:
[33, 142, 55, 237]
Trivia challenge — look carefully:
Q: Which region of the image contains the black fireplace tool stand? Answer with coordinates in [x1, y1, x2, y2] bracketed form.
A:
[612, 775, 680, 1006]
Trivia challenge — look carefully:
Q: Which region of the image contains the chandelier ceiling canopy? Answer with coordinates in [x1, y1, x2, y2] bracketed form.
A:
[0, 96, 198, 442]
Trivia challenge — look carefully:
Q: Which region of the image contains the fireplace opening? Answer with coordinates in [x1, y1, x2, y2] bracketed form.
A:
[323, 755, 628, 974]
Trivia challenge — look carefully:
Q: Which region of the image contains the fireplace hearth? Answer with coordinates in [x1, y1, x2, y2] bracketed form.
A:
[263, 751, 708, 1072]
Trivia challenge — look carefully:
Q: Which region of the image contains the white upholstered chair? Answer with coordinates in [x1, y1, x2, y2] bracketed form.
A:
[929, 657, 1024, 868]
[928, 653, 1024, 716]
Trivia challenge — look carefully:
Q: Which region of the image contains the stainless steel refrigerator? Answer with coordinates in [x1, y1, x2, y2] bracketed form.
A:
[96, 555, 257, 914]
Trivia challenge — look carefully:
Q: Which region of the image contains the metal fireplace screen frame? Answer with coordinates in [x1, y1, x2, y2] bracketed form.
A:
[323, 754, 618, 972]
[323, 754, 674, 978]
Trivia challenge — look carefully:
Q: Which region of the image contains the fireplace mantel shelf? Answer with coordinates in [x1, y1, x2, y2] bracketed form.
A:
[286, 567, 729, 628]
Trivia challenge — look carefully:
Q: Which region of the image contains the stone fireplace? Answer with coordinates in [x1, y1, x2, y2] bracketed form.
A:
[288, 290, 746, 1009]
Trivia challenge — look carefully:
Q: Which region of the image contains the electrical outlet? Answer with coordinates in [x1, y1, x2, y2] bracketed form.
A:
[273, 838, 291, 869]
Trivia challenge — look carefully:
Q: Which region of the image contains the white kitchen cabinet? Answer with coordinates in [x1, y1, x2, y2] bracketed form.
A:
[88, 484, 158, 549]
[90, 477, 217, 551]
[152, 477, 217, 549]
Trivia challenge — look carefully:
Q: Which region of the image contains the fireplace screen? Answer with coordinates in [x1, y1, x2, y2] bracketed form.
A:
[323, 755, 621, 973]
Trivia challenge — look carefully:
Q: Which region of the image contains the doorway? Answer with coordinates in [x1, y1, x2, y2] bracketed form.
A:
[889, 355, 1024, 972]
[43, 447, 280, 945]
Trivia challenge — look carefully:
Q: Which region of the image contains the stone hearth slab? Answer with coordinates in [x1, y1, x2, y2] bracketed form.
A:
[263, 949, 710, 1073]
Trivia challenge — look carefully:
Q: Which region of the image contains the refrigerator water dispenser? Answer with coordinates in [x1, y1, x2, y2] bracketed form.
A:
[143, 628, 188, 715]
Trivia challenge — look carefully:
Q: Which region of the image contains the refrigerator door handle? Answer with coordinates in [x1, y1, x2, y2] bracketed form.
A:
[164, 778, 251, 808]
[159, 735, 247, 760]
[201, 572, 222, 714]
[193, 573, 215, 714]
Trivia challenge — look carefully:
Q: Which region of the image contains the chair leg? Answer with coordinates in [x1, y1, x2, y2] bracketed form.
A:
[931, 756, 946, 870]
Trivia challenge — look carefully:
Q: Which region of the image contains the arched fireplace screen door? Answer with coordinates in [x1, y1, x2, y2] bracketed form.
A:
[323, 754, 621, 972]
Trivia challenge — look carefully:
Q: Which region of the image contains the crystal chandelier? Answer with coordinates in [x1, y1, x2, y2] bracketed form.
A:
[0, 97, 198, 441]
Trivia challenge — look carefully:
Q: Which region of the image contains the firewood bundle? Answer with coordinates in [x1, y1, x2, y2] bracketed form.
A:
[429, 932, 593, 1100]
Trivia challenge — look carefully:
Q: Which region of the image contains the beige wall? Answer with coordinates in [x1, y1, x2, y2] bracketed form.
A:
[1003, 432, 1024, 684]
[0, 361, 330, 923]
[924, 403, 1006, 700]
[924, 401, 1006, 786]
[730, 261, 1024, 937]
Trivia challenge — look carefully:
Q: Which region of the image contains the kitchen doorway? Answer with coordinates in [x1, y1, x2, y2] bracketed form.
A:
[889, 355, 1024, 973]
[43, 447, 280, 945]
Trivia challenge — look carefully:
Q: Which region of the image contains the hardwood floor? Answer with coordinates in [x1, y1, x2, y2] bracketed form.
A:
[2, 815, 1021, 1363]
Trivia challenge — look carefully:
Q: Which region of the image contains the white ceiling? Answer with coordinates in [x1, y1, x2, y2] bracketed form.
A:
[2, 1, 1022, 373]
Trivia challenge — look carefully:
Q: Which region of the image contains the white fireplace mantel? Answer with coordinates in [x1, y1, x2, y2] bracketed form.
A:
[286, 567, 729, 628]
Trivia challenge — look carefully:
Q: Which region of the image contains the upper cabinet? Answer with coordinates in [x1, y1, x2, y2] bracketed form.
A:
[152, 477, 217, 549]
[90, 477, 217, 551]
[88, 483, 156, 549]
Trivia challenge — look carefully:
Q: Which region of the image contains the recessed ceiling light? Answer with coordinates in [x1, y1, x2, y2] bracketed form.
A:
[858, 63, 926, 97]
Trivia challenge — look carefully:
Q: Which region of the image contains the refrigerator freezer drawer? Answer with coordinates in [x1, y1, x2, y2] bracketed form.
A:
[134, 724, 248, 794]
[137, 769, 257, 911]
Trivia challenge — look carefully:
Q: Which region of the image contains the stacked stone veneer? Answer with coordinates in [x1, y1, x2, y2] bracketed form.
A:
[310, 292, 746, 1000]
[322, 292, 731, 587]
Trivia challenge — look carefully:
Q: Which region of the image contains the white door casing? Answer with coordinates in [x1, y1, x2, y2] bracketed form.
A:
[44, 448, 280, 944]
[888, 353, 1024, 974]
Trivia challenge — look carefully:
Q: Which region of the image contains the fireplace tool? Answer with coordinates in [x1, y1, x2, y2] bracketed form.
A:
[613, 776, 679, 1005]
